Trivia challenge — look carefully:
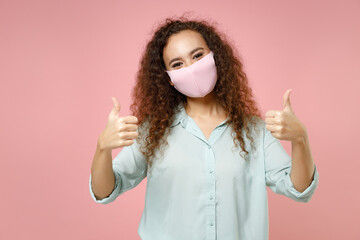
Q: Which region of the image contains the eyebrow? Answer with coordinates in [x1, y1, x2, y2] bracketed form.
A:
[168, 47, 204, 66]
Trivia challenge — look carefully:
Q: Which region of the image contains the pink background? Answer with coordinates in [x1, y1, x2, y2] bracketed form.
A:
[1, 0, 359, 239]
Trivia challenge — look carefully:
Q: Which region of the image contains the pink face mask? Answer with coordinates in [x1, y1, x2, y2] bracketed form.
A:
[165, 51, 217, 98]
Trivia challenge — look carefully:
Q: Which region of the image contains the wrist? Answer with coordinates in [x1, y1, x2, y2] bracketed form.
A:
[96, 138, 112, 155]
[291, 127, 308, 145]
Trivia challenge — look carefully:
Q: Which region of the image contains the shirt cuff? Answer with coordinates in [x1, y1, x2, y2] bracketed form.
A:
[89, 170, 121, 204]
[284, 164, 319, 202]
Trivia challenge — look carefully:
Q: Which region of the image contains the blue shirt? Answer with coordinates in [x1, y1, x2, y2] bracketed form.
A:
[89, 103, 319, 240]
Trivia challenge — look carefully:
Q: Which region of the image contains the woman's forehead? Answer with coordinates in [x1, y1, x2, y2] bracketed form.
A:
[163, 30, 207, 57]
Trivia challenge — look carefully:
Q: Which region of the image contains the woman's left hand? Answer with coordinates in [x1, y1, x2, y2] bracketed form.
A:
[265, 89, 307, 144]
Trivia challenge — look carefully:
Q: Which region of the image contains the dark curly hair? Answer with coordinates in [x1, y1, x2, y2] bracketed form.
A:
[130, 15, 263, 169]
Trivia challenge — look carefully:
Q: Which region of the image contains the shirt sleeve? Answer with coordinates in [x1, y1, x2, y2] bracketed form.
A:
[263, 123, 319, 203]
[89, 138, 148, 204]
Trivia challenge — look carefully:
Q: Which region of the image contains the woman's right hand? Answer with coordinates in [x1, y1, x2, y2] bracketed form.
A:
[97, 97, 139, 151]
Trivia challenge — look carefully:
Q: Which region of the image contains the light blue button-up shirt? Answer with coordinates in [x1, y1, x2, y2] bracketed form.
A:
[89, 103, 319, 240]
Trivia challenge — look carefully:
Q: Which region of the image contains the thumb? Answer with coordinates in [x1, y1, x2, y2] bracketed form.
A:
[109, 96, 121, 118]
[283, 89, 293, 113]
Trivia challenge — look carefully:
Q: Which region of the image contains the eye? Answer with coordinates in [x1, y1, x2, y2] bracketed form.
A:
[172, 62, 182, 68]
[170, 52, 204, 69]
[194, 52, 203, 59]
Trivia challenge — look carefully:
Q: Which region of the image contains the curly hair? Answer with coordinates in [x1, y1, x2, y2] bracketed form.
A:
[129, 15, 263, 169]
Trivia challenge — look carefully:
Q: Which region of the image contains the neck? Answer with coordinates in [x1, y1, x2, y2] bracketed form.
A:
[184, 91, 226, 118]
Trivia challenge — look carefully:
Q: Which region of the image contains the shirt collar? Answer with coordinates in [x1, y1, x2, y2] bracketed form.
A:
[170, 102, 188, 128]
[170, 102, 229, 129]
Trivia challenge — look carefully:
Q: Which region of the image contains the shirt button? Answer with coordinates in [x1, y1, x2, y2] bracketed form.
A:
[209, 169, 213, 173]
[207, 145, 211, 149]
[210, 221, 214, 226]
[210, 195, 214, 200]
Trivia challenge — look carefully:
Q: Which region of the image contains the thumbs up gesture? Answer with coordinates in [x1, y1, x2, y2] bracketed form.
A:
[97, 97, 139, 151]
[265, 89, 307, 144]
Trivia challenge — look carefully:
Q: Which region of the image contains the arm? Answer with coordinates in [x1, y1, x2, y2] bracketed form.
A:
[264, 123, 319, 203]
[89, 138, 148, 204]
[90, 141, 116, 201]
[290, 130, 316, 193]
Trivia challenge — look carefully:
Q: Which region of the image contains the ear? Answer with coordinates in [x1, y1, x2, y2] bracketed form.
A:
[168, 79, 174, 86]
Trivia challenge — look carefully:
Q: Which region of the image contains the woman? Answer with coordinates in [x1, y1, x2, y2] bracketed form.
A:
[89, 16, 319, 240]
